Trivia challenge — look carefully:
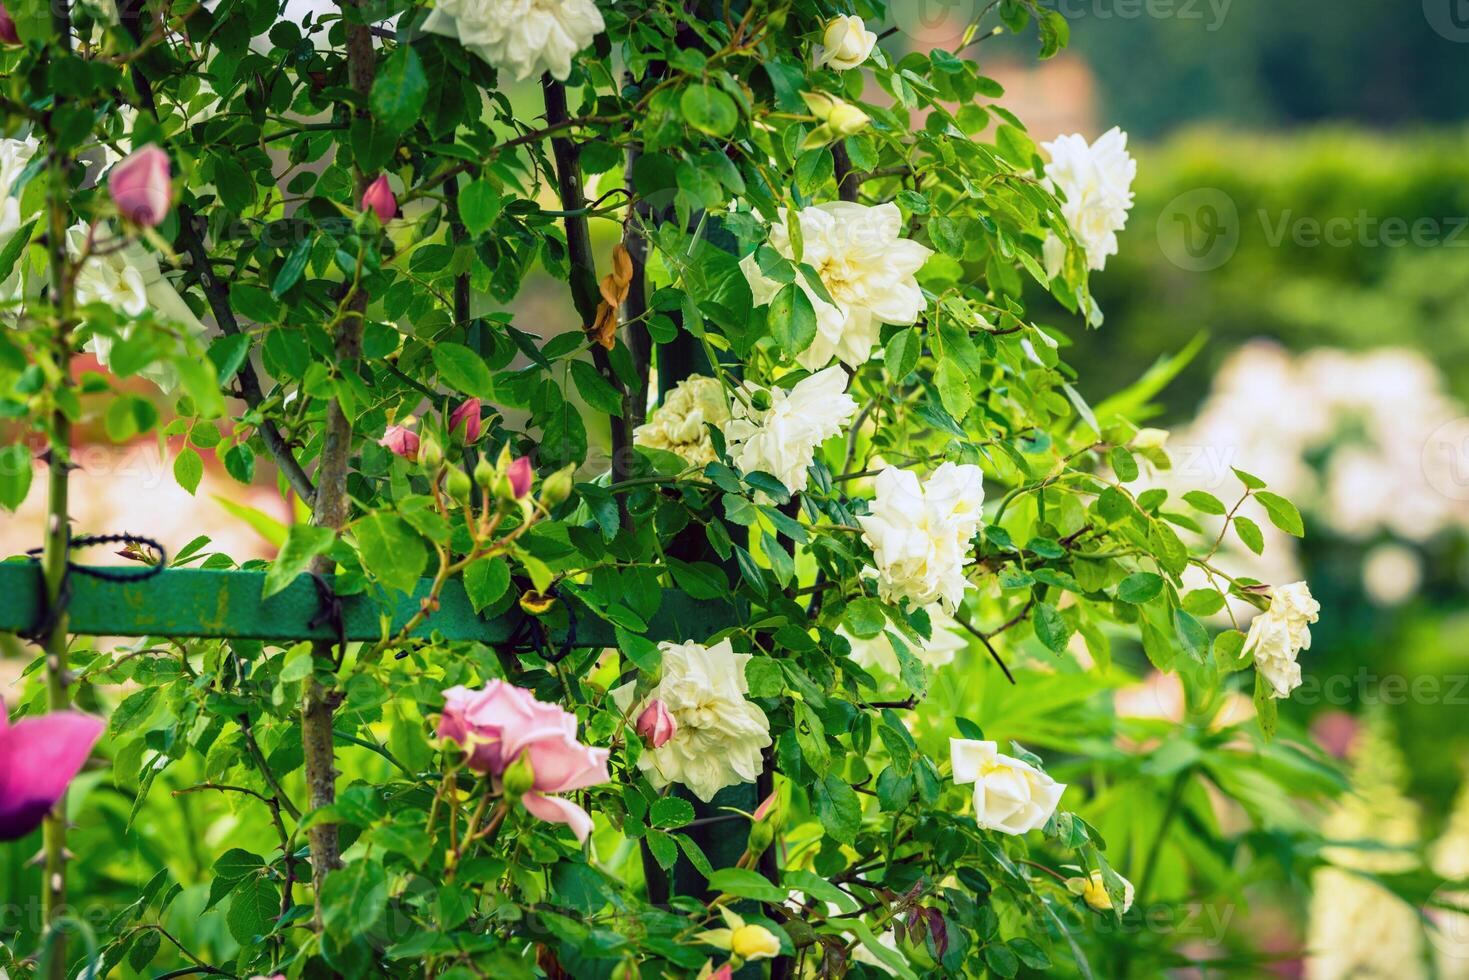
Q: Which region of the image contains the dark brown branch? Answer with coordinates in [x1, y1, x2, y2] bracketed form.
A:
[831, 141, 861, 203]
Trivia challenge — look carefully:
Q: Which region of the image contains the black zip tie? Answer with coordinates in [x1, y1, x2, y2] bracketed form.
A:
[22, 532, 167, 642]
[307, 572, 347, 667]
[506, 585, 578, 662]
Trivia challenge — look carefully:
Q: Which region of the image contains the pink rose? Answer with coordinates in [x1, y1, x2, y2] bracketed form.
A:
[379, 425, 419, 461]
[0, 700, 104, 841]
[635, 699, 676, 748]
[439, 681, 610, 842]
[360, 174, 396, 222]
[449, 399, 482, 444]
[507, 456, 533, 499]
[108, 144, 172, 227]
[0, 3, 19, 44]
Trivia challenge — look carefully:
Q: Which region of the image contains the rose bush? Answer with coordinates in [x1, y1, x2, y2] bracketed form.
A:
[0, 0, 1345, 976]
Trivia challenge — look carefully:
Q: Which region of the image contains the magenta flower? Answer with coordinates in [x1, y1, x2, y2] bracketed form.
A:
[108, 144, 172, 227]
[379, 425, 419, 461]
[0, 700, 104, 841]
[635, 699, 676, 748]
[507, 456, 533, 499]
[360, 175, 397, 222]
[439, 681, 610, 842]
[449, 399, 482, 445]
[0, 3, 18, 44]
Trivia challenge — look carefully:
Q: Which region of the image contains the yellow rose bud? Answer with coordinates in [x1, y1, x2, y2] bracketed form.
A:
[730, 924, 781, 961]
[826, 102, 869, 137]
[1081, 870, 1134, 913]
[419, 435, 444, 470]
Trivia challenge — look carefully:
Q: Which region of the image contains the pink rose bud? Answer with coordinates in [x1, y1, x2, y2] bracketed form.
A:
[0, 701, 105, 841]
[360, 174, 396, 222]
[378, 425, 419, 461]
[0, 3, 19, 44]
[752, 789, 778, 822]
[108, 144, 172, 227]
[507, 455, 533, 500]
[449, 398, 482, 444]
[635, 699, 676, 748]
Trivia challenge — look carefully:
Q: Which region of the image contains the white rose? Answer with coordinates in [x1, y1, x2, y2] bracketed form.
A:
[0, 136, 39, 303]
[814, 15, 876, 71]
[1040, 127, 1136, 277]
[950, 738, 1066, 836]
[841, 604, 967, 677]
[1245, 580, 1320, 699]
[423, 0, 605, 82]
[722, 365, 858, 495]
[70, 224, 207, 393]
[633, 374, 731, 467]
[857, 463, 985, 612]
[613, 638, 772, 802]
[740, 202, 932, 371]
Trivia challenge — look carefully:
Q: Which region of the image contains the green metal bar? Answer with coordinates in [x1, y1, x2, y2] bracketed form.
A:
[0, 562, 735, 647]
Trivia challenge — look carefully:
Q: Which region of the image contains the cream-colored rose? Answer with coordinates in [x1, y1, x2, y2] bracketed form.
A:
[69, 225, 207, 393]
[841, 604, 966, 677]
[722, 366, 857, 495]
[633, 374, 730, 466]
[950, 738, 1065, 836]
[1244, 580, 1320, 699]
[423, 0, 604, 81]
[0, 135, 38, 303]
[814, 15, 876, 70]
[613, 638, 771, 802]
[857, 463, 985, 612]
[1040, 127, 1136, 277]
[740, 202, 932, 370]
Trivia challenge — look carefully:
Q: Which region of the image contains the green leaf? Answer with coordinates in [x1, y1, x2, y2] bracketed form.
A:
[321, 859, 388, 942]
[458, 180, 503, 236]
[1234, 515, 1265, 555]
[708, 867, 787, 903]
[885, 328, 921, 380]
[1108, 446, 1139, 483]
[570, 360, 624, 416]
[814, 774, 862, 844]
[173, 447, 203, 495]
[843, 598, 887, 639]
[433, 342, 493, 398]
[263, 524, 335, 598]
[1255, 490, 1304, 537]
[355, 512, 428, 594]
[370, 45, 428, 135]
[679, 84, 738, 136]
[1254, 670, 1279, 740]
[1182, 490, 1226, 515]
[768, 282, 816, 358]
[1032, 602, 1072, 652]
[1116, 572, 1163, 604]
[1213, 629, 1248, 670]
[226, 873, 280, 945]
[1233, 467, 1266, 490]
[463, 557, 511, 613]
[0, 444, 33, 511]
[650, 796, 695, 829]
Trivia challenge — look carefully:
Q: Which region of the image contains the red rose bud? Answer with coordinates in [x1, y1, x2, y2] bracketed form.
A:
[507, 455, 533, 500]
[635, 699, 676, 748]
[108, 144, 172, 227]
[379, 425, 419, 461]
[449, 398, 482, 444]
[360, 174, 397, 222]
[0, 3, 19, 44]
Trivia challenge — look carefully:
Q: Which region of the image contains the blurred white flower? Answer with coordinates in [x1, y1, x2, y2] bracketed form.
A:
[70, 224, 206, 392]
[633, 374, 730, 467]
[1040, 127, 1136, 276]
[813, 15, 876, 70]
[840, 604, 967, 677]
[741, 202, 932, 370]
[722, 366, 857, 495]
[0, 135, 38, 246]
[612, 638, 771, 802]
[858, 463, 985, 612]
[1244, 581, 1320, 699]
[423, 0, 604, 81]
[1361, 543, 1422, 607]
[950, 737, 1065, 836]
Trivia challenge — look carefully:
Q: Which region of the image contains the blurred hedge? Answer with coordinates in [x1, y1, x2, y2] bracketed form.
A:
[1063, 126, 1469, 413]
